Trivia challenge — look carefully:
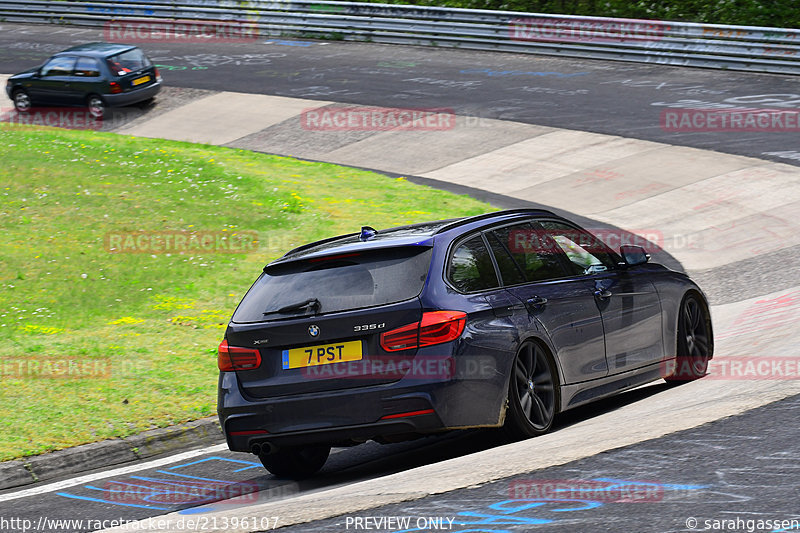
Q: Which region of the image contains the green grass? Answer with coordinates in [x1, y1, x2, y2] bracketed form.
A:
[0, 124, 495, 461]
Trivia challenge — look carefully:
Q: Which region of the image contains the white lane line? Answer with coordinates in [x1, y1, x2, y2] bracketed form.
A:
[0, 444, 229, 502]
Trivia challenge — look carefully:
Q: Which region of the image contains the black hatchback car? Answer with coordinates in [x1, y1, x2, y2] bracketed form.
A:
[218, 209, 713, 478]
[5, 42, 161, 119]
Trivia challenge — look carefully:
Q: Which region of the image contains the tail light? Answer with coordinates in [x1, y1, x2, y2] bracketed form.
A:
[380, 311, 466, 352]
[109, 81, 122, 94]
[218, 339, 261, 371]
[154, 67, 160, 80]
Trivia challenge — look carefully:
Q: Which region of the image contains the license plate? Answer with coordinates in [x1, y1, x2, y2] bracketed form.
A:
[282, 340, 362, 370]
[132, 75, 151, 86]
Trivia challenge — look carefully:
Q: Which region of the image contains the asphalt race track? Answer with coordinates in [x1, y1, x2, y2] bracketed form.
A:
[3, 24, 800, 166]
[0, 427, 510, 532]
[1, 21, 799, 533]
[279, 393, 800, 533]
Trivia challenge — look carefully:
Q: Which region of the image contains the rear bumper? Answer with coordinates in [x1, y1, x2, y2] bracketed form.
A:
[103, 81, 161, 107]
[217, 358, 508, 452]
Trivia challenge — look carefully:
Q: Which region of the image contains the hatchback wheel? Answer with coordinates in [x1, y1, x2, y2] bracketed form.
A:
[666, 294, 712, 382]
[258, 445, 330, 479]
[87, 95, 105, 120]
[13, 90, 31, 113]
[504, 341, 558, 439]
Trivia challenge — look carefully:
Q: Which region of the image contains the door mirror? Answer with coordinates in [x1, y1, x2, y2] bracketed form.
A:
[620, 245, 649, 266]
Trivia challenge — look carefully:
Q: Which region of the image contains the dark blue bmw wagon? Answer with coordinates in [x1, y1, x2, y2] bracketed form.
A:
[218, 209, 713, 478]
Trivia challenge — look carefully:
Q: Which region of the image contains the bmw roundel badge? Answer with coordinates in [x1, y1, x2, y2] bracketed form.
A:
[308, 325, 320, 337]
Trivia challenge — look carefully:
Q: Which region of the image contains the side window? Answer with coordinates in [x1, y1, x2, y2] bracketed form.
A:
[447, 235, 499, 292]
[538, 220, 618, 276]
[74, 57, 100, 77]
[493, 223, 570, 282]
[40, 56, 77, 77]
[485, 231, 525, 286]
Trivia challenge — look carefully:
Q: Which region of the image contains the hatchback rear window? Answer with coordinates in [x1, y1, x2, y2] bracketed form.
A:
[232, 247, 433, 323]
[105, 48, 150, 76]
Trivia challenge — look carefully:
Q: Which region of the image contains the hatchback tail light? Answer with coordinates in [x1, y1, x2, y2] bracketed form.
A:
[218, 339, 261, 371]
[109, 81, 122, 94]
[380, 311, 466, 352]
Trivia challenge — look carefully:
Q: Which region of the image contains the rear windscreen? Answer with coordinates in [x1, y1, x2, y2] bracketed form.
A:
[106, 49, 151, 76]
[232, 247, 433, 323]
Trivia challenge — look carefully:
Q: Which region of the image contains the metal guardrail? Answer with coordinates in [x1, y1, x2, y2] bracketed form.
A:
[2, 0, 800, 74]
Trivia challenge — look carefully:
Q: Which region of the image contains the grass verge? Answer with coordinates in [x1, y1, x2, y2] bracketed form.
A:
[0, 124, 495, 460]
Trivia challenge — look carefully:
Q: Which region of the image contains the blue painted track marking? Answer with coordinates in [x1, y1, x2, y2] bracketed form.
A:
[55, 492, 171, 510]
[56, 455, 262, 509]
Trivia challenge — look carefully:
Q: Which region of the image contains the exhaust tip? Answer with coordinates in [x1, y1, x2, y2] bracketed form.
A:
[250, 441, 277, 455]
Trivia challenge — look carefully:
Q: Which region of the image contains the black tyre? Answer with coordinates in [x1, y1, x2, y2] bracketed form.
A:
[13, 90, 31, 113]
[87, 94, 105, 120]
[258, 445, 330, 479]
[665, 293, 712, 382]
[504, 341, 558, 439]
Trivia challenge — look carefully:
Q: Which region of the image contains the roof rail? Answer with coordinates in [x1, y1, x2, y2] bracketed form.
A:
[274, 209, 556, 264]
[277, 232, 360, 261]
[433, 208, 557, 234]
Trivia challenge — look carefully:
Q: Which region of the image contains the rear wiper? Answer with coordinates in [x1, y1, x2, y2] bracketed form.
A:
[264, 298, 320, 316]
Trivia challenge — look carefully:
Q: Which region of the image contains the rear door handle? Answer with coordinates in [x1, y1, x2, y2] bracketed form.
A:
[526, 296, 548, 308]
